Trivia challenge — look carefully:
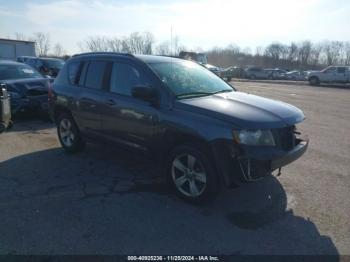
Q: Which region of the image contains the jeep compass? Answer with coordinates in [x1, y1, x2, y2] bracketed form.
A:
[49, 52, 308, 202]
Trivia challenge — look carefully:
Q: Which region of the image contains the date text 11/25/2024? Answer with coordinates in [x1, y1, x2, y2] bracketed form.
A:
[127, 256, 219, 261]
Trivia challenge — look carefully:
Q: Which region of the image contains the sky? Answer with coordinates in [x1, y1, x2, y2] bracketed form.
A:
[0, 0, 349, 54]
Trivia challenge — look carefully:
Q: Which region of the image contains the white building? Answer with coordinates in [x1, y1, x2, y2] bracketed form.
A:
[0, 38, 36, 61]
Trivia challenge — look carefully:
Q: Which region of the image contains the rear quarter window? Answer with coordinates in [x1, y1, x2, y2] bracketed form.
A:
[68, 62, 80, 85]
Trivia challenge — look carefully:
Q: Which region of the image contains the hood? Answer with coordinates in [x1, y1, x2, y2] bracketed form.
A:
[0, 78, 49, 96]
[175, 91, 305, 129]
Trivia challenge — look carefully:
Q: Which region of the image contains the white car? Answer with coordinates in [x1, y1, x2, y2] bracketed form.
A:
[286, 71, 307, 81]
[308, 66, 350, 85]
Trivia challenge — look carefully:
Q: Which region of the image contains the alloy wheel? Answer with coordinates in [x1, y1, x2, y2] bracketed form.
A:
[171, 153, 207, 197]
[59, 118, 75, 147]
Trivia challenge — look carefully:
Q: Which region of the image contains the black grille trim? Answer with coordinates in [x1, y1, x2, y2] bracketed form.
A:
[272, 126, 296, 151]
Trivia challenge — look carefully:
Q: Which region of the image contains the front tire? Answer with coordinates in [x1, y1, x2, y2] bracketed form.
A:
[57, 113, 84, 153]
[309, 77, 320, 86]
[167, 144, 219, 203]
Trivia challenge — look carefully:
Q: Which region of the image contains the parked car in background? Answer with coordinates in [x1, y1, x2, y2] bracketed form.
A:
[308, 66, 350, 85]
[220, 66, 245, 81]
[49, 52, 308, 203]
[244, 67, 269, 79]
[24, 57, 65, 78]
[264, 68, 287, 80]
[204, 64, 222, 75]
[0, 60, 50, 116]
[286, 71, 307, 81]
[179, 51, 208, 64]
[17, 56, 35, 63]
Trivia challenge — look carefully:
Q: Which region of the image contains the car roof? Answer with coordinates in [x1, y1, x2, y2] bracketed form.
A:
[135, 54, 185, 64]
[70, 52, 186, 64]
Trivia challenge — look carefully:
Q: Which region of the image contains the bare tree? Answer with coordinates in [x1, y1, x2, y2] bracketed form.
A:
[287, 42, 298, 63]
[107, 37, 123, 52]
[265, 43, 284, 62]
[323, 41, 343, 65]
[308, 43, 323, 67]
[33, 32, 50, 56]
[14, 32, 27, 41]
[80, 36, 110, 52]
[123, 32, 154, 54]
[255, 46, 264, 56]
[297, 41, 312, 67]
[53, 43, 65, 57]
[155, 41, 171, 55]
[344, 42, 350, 65]
[80, 32, 155, 54]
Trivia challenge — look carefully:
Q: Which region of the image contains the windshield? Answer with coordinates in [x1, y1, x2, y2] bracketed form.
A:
[0, 64, 43, 80]
[149, 60, 234, 99]
[43, 59, 64, 69]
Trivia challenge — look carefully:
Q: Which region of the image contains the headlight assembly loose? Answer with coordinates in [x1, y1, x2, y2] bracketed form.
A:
[233, 129, 275, 146]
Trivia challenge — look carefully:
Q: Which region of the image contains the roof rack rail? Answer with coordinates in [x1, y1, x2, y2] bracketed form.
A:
[72, 52, 134, 57]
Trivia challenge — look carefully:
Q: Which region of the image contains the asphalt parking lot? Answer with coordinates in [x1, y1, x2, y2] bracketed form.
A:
[0, 81, 349, 256]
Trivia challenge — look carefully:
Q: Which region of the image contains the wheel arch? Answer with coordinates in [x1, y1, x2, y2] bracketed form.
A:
[159, 130, 229, 186]
[308, 75, 320, 85]
[53, 105, 73, 124]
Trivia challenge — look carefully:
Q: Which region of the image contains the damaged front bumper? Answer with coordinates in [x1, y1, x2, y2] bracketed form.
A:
[11, 95, 48, 115]
[237, 138, 309, 181]
[213, 135, 309, 185]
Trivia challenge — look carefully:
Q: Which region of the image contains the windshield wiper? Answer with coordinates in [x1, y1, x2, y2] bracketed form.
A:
[212, 89, 233, 94]
[176, 92, 213, 99]
[176, 89, 233, 99]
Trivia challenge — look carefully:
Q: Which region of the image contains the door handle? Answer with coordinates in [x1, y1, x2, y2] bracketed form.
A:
[105, 99, 116, 106]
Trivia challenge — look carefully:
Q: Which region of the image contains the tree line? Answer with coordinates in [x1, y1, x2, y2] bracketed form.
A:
[207, 41, 350, 69]
[12, 31, 350, 70]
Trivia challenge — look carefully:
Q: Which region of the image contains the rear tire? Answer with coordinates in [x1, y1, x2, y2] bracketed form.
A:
[167, 144, 220, 204]
[57, 113, 85, 153]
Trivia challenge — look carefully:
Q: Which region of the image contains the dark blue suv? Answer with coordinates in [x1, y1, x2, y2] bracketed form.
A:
[49, 52, 308, 203]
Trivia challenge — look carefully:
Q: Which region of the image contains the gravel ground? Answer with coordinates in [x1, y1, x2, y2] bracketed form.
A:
[0, 81, 349, 256]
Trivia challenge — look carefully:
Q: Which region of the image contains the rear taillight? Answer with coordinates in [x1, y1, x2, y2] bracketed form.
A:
[48, 82, 53, 102]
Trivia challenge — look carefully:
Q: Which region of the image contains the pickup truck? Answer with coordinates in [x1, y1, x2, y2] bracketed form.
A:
[308, 66, 350, 85]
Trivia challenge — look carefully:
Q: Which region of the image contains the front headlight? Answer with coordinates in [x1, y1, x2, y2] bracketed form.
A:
[233, 129, 275, 146]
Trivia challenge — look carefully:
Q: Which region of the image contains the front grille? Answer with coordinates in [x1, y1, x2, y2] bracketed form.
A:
[272, 126, 296, 151]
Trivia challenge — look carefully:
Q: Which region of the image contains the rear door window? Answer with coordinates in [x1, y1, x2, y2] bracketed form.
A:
[337, 67, 346, 74]
[85, 61, 108, 89]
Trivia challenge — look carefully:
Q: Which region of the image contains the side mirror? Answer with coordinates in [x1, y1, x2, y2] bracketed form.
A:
[131, 86, 159, 107]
